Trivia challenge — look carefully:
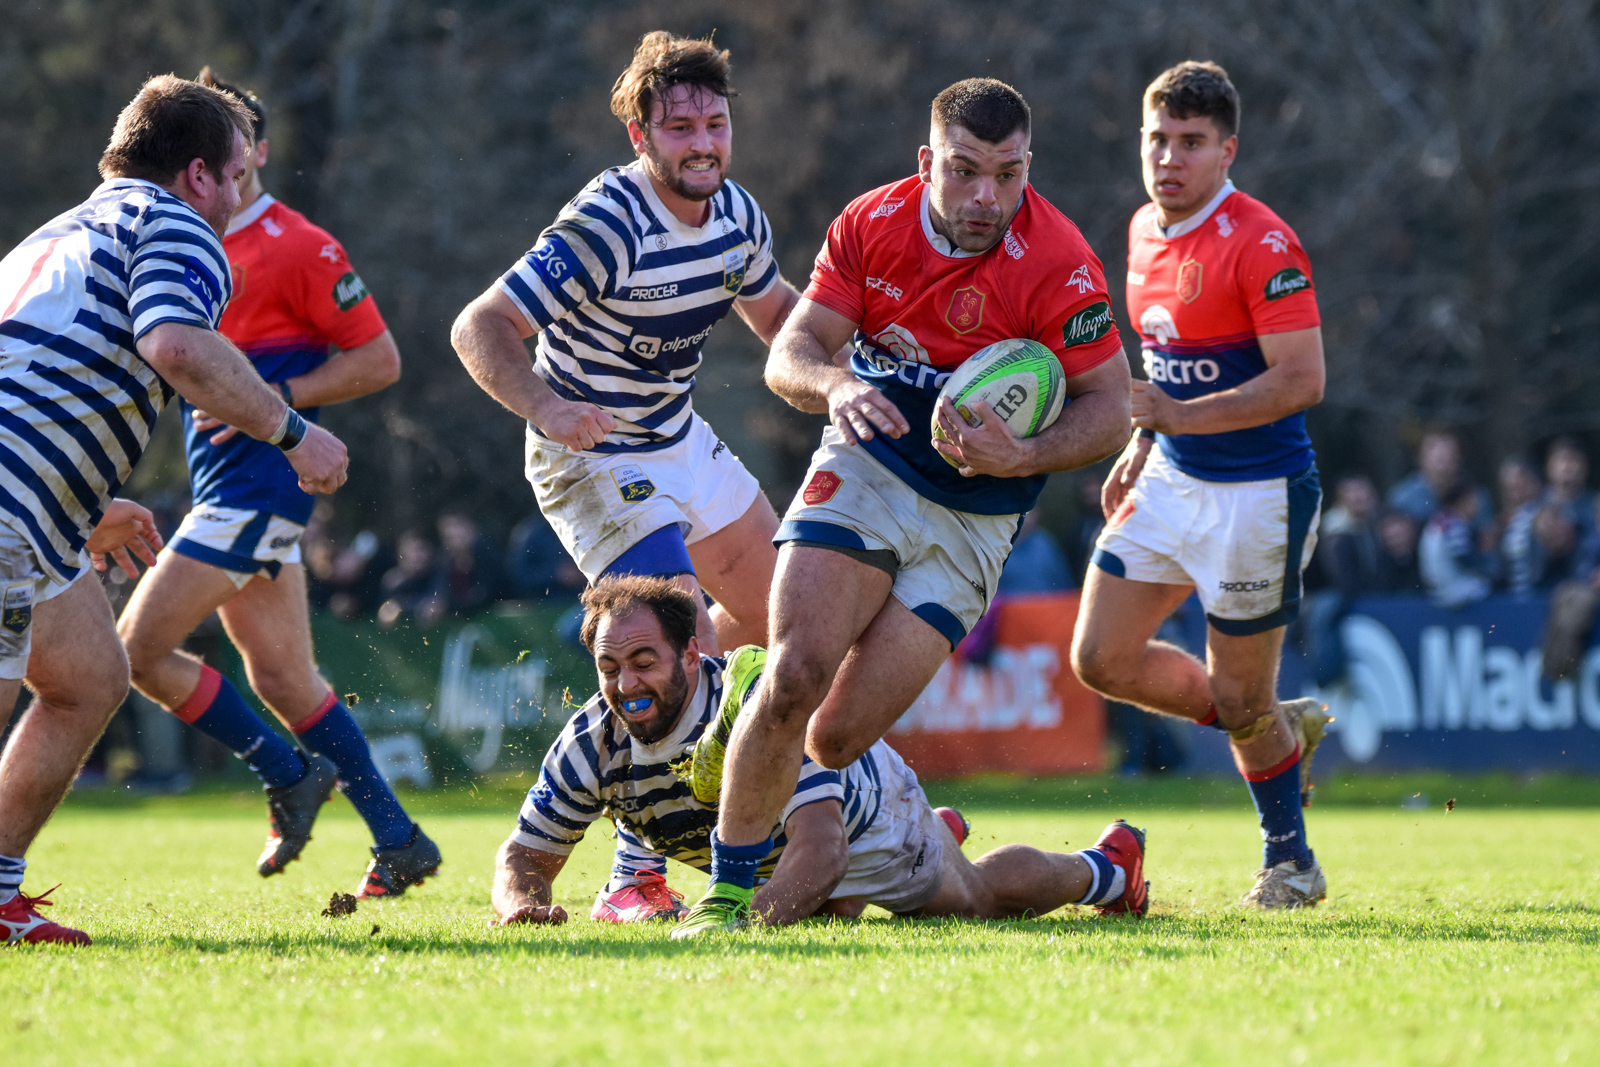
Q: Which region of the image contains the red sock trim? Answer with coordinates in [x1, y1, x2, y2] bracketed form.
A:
[1243, 743, 1302, 783]
[1196, 705, 1219, 727]
[291, 692, 340, 735]
[173, 665, 223, 724]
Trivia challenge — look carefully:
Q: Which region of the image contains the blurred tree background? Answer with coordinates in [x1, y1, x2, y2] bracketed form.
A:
[2, 0, 1598, 542]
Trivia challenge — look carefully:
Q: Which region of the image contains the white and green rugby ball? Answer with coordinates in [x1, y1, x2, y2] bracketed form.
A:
[931, 338, 1066, 467]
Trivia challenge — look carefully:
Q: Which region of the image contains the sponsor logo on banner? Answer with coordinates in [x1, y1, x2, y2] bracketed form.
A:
[609, 464, 656, 503]
[1177, 258, 1203, 304]
[333, 271, 369, 311]
[945, 286, 986, 335]
[802, 470, 842, 505]
[2, 584, 31, 636]
[722, 247, 746, 293]
[1063, 300, 1113, 348]
[1265, 267, 1311, 301]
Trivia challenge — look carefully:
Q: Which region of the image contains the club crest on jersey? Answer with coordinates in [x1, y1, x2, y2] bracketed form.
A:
[609, 465, 656, 504]
[1264, 267, 1311, 301]
[1177, 258, 1203, 304]
[2, 584, 32, 636]
[230, 262, 247, 301]
[333, 271, 369, 311]
[803, 470, 842, 505]
[945, 286, 986, 336]
[722, 248, 747, 294]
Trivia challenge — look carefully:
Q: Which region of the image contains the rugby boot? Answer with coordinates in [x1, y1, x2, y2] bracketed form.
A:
[591, 871, 689, 924]
[257, 753, 339, 877]
[0, 885, 91, 946]
[672, 644, 766, 804]
[1092, 819, 1150, 918]
[670, 883, 754, 940]
[935, 807, 970, 846]
[355, 824, 442, 899]
[1279, 697, 1332, 807]
[1241, 852, 1327, 909]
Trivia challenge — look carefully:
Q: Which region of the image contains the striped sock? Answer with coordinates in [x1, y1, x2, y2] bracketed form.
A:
[1072, 847, 1127, 906]
[0, 852, 23, 906]
[293, 694, 414, 850]
[1245, 744, 1313, 868]
[707, 833, 773, 892]
[174, 666, 306, 788]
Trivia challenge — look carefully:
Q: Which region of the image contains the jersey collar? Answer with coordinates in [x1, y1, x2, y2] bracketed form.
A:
[919, 185, 982, 258]
[629, 160, 724, 242]
[227, 193, 276, 236]
[1154, 180, 1236, 240]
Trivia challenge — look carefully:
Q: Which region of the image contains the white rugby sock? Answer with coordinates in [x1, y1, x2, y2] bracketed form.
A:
[1071, 847, 1127, 906]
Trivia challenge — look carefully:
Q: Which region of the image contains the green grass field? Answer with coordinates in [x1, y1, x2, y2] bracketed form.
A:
[3, 773, 1598, 1066]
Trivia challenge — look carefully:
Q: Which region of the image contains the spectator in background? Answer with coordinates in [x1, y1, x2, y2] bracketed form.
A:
[378, 530, 439, 628]
[506, 509, 585, 601]
[1420, 483, 1494, 608]
[1317, 475, 1381, 596]
[1493, 458, 1545, 595]
[1542, 437, 1594, 537]
[1375, 509, 1424, 594]
[435, 513, 503, 615]
[1531, 504, 1579, 590]
[1387, 430, 1492, 533]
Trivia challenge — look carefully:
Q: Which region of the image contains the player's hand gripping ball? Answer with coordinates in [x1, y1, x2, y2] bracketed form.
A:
[930, 338, 1066, 467]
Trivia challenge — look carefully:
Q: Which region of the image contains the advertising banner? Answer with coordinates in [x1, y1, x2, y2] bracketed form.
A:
[887, 592, 1106, 777]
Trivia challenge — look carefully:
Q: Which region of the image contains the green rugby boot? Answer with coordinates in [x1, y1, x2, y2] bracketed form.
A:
[671, 644, 766, 804]
[1279, 697, 1332, 807]
[670, 882, 754, 940]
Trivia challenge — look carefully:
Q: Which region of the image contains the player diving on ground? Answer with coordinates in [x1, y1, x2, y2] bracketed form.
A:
[671, 78, 1138, 937]
[115, 70, 440, 899]
[490, 577, 1145, 927]
[452, 31, 804, 654]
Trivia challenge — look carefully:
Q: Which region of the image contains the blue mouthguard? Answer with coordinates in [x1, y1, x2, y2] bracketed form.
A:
[620, 696, 653, 714]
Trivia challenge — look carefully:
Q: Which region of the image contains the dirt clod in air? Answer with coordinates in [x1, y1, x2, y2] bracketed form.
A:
[322, 892, 359, 917]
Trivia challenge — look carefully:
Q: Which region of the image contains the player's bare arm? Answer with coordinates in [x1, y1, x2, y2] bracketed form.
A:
[193, 329, 401, 444]
[137, 321, 348, 494]
[932, 354, 1132, 479]
[1131, 326, 1324, 436]
[1101, 431, 1153, 519]
[765, 298, 910, 445]
[750, 800, 850, 926]
[733, 278, 802, 346]
[86, 498, 165, 580]
[450, 288, 616, 451]
[492, 838, 570, 925]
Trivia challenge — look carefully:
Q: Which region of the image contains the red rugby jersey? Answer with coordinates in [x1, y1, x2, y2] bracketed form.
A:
[1126, 183, 1320, 481]
[803, 175, 1122, 514]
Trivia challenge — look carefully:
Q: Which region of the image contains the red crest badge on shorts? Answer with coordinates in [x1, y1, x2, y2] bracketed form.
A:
[803, 470, 842, 505]
[1177, 258, 1203, 304]
[945, 286, 986, 335]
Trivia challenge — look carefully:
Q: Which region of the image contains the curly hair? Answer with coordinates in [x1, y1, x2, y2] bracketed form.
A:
[578, 574, 699, 654]
[610, 30, 736, 128]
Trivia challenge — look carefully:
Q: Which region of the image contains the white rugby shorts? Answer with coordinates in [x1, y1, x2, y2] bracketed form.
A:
[170, 505, 305, 589]
[524, 412, 761, 580]
[777, 427, 1021, 649]
[831, 744, 946, 915]
[0, 512, 89, 679]
[1093, 445, 1321, 634]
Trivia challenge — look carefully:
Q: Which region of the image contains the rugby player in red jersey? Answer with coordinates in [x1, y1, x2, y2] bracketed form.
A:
[1071, 62, 1332, 908]
[674, 79, 1138, 937]
[116, 71, 440, 898]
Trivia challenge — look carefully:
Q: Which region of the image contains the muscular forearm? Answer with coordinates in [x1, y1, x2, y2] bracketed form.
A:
[492, 840, 560, 920]
[1160, 365, 1320, 435]
[765, 333, 856, 415]
[754, 856, 844, 926]
[283, 330, 401, 408]
[138, 323, 286, 440]
[451, 300, 560, 425]
[1015, 385, 1132, 476]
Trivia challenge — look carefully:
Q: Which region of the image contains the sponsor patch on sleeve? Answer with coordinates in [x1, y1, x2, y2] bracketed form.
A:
[1062, 300, 1113, 348]
[333, 271, 370, 311]
[1264, 267, 1311, 301]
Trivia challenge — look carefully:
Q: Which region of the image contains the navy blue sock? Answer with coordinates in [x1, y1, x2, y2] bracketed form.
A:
[1245, 746, 1313, 868]
[294, 696, 413, 850]
[175, 667, 305, 789]
[708, 832, 773, 892]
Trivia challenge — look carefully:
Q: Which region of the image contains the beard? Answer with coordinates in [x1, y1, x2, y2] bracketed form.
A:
[642, 139, 726, 203]
[607, 656, 692, 745]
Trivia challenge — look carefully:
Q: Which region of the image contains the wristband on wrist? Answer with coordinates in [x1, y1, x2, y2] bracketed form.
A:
[267, 407, 308, 452]
[1138, 428, 1156, 441]
[278, 380, 294, 407]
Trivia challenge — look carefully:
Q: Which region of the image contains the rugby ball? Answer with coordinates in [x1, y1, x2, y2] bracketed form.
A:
[931, 338, 1066, 467]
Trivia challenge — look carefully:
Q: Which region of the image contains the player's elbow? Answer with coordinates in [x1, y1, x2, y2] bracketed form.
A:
[448, 304, 480, 361]
[136, 323, 200, 381]
[370, 333, 402, 388]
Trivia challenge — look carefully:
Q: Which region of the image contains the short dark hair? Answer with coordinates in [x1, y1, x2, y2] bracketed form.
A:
[931, 78, 1031, 144]
[99, 74, 255, 184]
[197, 66, 266, 143]
[1144, 61, 1240, 139]
[579, 574, 699, 655]
[610, 31, 736, 128]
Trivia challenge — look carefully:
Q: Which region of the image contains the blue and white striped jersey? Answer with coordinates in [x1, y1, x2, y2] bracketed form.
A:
[0, 178, 229, 582]
[513, 654, 888, 884]
[496, 162, 778, 453]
